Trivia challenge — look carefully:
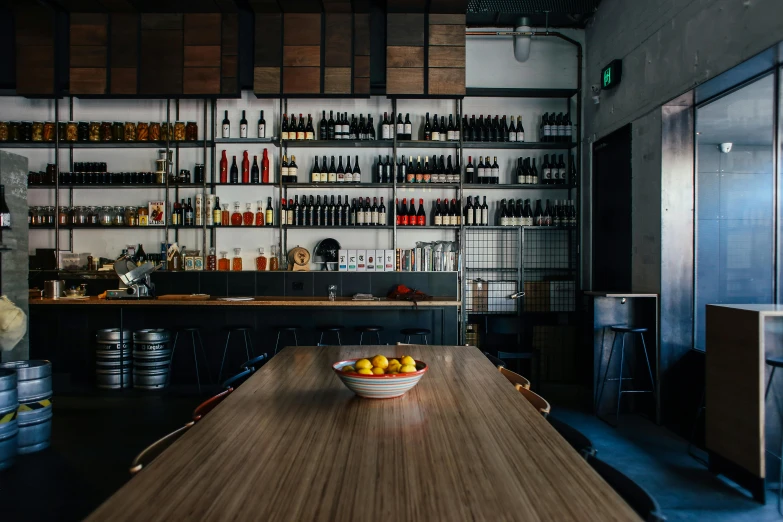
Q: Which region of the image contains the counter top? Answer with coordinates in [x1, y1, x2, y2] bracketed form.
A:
[585, 291, 659, 298]
[706, 304, 783, 316]
[30, 296, 461, 307]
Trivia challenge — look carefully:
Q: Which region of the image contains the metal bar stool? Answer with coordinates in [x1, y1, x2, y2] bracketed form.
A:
[218, 326, 254, 384]
[400, 328, 430, 344]
[167, 327, 211, 394]
[765, 355, 783, 515]
[317, 325, 344, 345]
[596, 325, 654, 426]
[355, 326, 383, 345]
[274, 326, 300, 355]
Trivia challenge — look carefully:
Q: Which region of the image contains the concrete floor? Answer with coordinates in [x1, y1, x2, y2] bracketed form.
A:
[0, 384, 781, 521]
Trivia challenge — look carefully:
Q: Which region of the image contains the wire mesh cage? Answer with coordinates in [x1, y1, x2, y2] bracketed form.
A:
[464, 227, 522, 314]
[522, 228, 577, 313]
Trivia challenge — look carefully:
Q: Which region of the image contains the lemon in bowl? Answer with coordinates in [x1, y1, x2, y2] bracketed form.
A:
[333, 355, 428, 399]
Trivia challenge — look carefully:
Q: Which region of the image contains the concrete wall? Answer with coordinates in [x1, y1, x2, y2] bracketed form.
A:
[0, 151, 29, 361]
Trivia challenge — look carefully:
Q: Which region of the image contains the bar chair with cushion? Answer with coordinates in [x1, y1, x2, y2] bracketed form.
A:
[218, 326, 254, 384]
[273, 326, 299, 355]
[221, 367, 254, 390]
[547, 416, 596, 459]
[317, 325, 344, 346]
[192, 388, 233, 422]
[168, 327, 211, 394]
[129, 421, 195, 475]
[764, 355, 783, 515]
[241, 353, 268, 372]
[516, 384, 551, 417]
[400, 328, 430, 344]
[587, 456, 666, 521]
[355, 325, 383, 345]
[499, 366, 530, 389]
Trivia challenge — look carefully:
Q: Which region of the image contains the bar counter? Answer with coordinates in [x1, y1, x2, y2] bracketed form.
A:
[30, 296, 460, 307]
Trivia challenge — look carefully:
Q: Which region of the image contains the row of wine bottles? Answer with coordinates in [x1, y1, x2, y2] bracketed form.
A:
[494, 199, 577, 227]
[281, 195, 386, 227]
[539, 113, 572, 143]
[510, 154, 573, 185]
[221, 110, 266, 139]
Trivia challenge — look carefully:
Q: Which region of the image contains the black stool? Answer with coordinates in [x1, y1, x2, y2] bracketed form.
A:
[274, 326, 300, 355]
[765, 356, 783, 515]
[168, 327, 211, 393]
[596, 325, 654, 426]
[218, 326, 254, 384]
[317, 325, 344, 345]
[355, 326, 383, 345]
[401, 328, 430, 344]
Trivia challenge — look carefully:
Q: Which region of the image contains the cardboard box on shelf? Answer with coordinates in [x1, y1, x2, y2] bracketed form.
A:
[523, 281, 550, 312]
[467, 279, 488, 312]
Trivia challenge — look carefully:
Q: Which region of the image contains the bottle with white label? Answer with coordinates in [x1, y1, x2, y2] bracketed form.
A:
[239, 110, 248, 138]
[404, 113, 412, 140]
[344, 157, 353, 183]
[311, 156, 320, 183]
[222, 110, 230, 138]
[289, 155, 298, 183]
[381, 112, 391, 140]
[481, 196, 489, 226]
[353, 155, 361, 183]
[281, 155, 289, 184]
[258, 110, 265, 138]
[477, 156, 485, 184]
[490, 156, 500, 185]
[517, 116, 525, 142]
[396, 113, 404, 140]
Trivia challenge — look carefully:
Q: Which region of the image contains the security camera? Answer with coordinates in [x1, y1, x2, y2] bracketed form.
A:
[591, 85, 601, 104]
[719, 143, 732, 153]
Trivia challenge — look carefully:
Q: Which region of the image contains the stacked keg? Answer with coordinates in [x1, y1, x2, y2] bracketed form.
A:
[132, 329, 171, 389]
[95, 329, 132, 389]
[0, 369, 18, 469]
[0, 360, 53, 454]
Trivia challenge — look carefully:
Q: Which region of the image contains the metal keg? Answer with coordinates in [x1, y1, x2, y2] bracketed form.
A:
[0, 360, 52, 402]
[0, 416, 18, 470]
[133, 329, 171, 390]
[0, 369, 18, 418]
[16, 401, 52, 454]
[95, 329, 132, 389]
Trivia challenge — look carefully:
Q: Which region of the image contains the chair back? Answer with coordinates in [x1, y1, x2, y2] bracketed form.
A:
[130, 421, 194, 475]
[516, 385, 550, 416]
[547, 416, 596, 458]
[241, 353, 268, 371]
[222, 367, 254, 390]
[587, 456, 666, 521]
[192, 388, 233, 421]
[483, 352, 506, 368]
[499, 366, 530, 389]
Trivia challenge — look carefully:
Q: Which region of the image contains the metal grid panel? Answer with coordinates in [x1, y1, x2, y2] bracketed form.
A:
[467, 0, 601, 14]
[522, 228, 576, 313]
[464, 227, 521, 314]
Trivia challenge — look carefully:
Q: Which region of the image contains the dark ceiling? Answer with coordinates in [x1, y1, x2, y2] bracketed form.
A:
[466, 0, 603, 28]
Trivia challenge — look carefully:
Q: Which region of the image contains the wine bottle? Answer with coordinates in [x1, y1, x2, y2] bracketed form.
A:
[289, 155, 298, 183]
[258, 110, 266, 138]
[363, 197, 372, 226]
[242, 151, 250, 183]
[424, 112, 431, 141]
[423, 155, 431, 183]
[382, 112, 391, 140]
[342, 195, 350, 225]
[543, 155, 552, 185]
[516, 158, 524, 184]
[230, 156, 239, 184]
[384, 155, 392, 184]
[431, 114, 440, 141]
[328, 156, 337, 183]
[336, 156, 345, 183]
[222, 110, 230, 138]
[344, 156, 353, 183]
[544, 199, 553, 226]
[565, 114, 573, 143]
[499, 199, 508, 226]
[305, 114, 315, 140]
[349, 114, 357, 140]
[534, 199, 543, 226]
[370, 197, 379, 226]
[240, 110, 248, 138]
[376, 155, 384, 183]
[404, 113, 412, 140]
[439, 116, 447, 142]
[281, 114, 289, 141]
[265, 197, 274, 226]
[353, 155, 361, 183]
[502, 116, 510, 142]
[466, 156, 475, 184]
[262, 148, 270, 184]
[559, 154, 567, 185]
[481, 196, 489, 226]
[295, 113, 304, 140]
[280, 155, 289, 184]
[530, 158, 538, 184]
[447, 115, 455, 141]
[342, 113, 350, 140]
[523, 199, 532, 226]
[491, 156, 500, 185]
[477, 156, 485, 185]
[367, 115, 376, 140]
[399, 198, 407, 226]
[450, 199, 459, 225]
[349, 198, 357, 226]
[251, 156, 260, 184]
[318, 111, 327, 140]
[397, 155, 406, 184]
[312, 156, 320, 183]
[517, 116, 525, 142]
[509, 116, 517, 142]
[434, 198, 442, 226]
[463, 197, 473, 226]
[220, 150, 228, 183]
[396, 113, 404, 140]
[416, 198, 425, 226]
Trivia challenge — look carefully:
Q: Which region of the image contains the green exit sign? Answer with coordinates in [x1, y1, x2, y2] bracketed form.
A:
[601, 59, 622, 90]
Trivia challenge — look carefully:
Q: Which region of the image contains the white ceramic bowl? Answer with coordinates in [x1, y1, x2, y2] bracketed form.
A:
[332, 359, 428, 399]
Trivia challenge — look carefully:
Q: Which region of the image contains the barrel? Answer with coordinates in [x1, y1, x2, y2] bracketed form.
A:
[0, 417, 18, 470]
[0, 360, 52, 402]
[95, 329, 132, 389]
[16, 401, 52, 454]
[0, 369, 18, 418]
[133, 329, 171, 390]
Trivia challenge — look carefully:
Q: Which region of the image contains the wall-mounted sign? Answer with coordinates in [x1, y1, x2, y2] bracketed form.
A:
[601, 59, 622, 90]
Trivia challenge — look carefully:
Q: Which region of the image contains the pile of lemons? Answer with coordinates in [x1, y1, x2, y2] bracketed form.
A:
[343, 355, 417, 375]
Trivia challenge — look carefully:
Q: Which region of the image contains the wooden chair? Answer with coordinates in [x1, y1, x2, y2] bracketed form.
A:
[587, 456, 666, 521]
[241, 353, 268, 371]
[483, 352, 506, 368]
[499, 366, 531, 389]
[129, 421, 195, 475]
[222, 368, 254, 390]
[192, 388, 233, 422]
[515, 384, 550, 416]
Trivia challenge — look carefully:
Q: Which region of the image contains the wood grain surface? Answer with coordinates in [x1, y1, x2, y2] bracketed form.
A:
[30, 296, 459, 307]
[86, 345, 638, 522]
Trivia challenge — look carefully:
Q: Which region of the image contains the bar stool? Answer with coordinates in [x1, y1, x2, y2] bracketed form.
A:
[765, 355, 783, 515]
[596, 325, 654, 426]
[355, 326, 383, 345]
[218, 326, 254, 384]
[167, 327, 211, 394]
[317, 325, 344, 345]
[273, 326, 300, 355]
[400, 328, 430, 344]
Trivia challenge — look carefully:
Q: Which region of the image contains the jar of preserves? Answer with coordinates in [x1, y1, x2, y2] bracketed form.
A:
[29, 207, 38, 226]
[31, 122, 43, 141]
[185, 121, 198, 141]
[21, 121, 33, 141]
[114, 206, 125, 226]
[57, 122, 66, 141]
[124, 206, 137, 226]
[77, 121, 89, 141]
[112, 122, 124, 141]
[174, 121, 186, 141]
[66, 122, 78, 142]
[44, 206, 55, 225]
[0, 122, 8, 141]
[124, 122, 136, 141]
[98, 206, 112, 226]
[75, 206, 88, 226]
[136, 122, 149, 141]
[87, 206, 98, 225]
[148, 122, 161, 141]
[9, 122, 20, 142]
[100, 122, 112, 141]
[58, 206, 69, 226]
[43, 122, 55, 142]
[89, 122, 100, 141]
[160, 123, 172, 141]
[137, 206, 149, 226]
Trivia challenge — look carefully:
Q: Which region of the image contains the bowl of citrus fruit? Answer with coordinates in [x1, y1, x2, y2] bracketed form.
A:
[332, 354, 428, 399]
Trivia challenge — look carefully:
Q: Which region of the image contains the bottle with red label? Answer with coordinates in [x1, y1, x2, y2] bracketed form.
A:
[242, 151, 250, 184]
[400, 198, 408, 226]
[261, 148, 270, 184]
[416, 198, 426, 226]
[220, 150, 228, 183]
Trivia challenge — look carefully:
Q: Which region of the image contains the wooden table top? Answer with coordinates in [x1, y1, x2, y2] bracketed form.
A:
[30, 296, 460, 307]
[87, 345, 639, 522]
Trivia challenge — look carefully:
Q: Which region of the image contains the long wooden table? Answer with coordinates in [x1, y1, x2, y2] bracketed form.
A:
[87, 345, 639, 521]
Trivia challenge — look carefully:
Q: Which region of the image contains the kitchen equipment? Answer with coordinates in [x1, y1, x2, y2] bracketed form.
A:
[287, 246, 311, 272]
[106, 255, 160, 299]
[43, 280, 65, 299]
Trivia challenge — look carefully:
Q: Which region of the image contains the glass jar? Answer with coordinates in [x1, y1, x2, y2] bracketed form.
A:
[99, 206, 113, 226]
[58, 206, 69, 226]
[29, 206, 37, 226]
[75, 206, 88, 226]
[100, 122, 112, 141]
[160, 123, 172, 141]
[114, 206, 125, 226]
[232, 248, 243, 271]
[174, 121, 186, 141]
[0, 122, 8, 141]
[137, 206, 149, 226]
[57, 122, 66, 141]
[77, 121, 89, 141]
[149, 122, 161, 141]
[112, 122, 124, 141]
[124, 122, 136, 141]
[45, 206, 55, 225]
[136, 122, 149, 141]
[218, 251, 230, 271]
[9, 122, 20, 141]
[125, 206, 137, 226]
[231, 202, 242, 226]
[21, 121, 32, 141]
[186, 121, 198, 141]
[31, 122, 43, 142]
[66, 122, 78, 142]
[43, 122, 55, 142]
[89, 122, 100, 141]
[87, 206, 98, 225]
